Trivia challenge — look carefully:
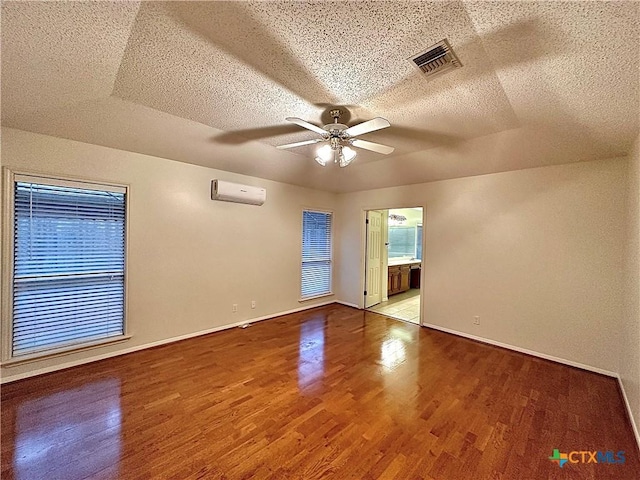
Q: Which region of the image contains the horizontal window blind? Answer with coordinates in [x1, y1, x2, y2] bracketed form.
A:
[12, 181, 126, 356]
[301, 210, 332, 299]
[388, 225, 417, 258]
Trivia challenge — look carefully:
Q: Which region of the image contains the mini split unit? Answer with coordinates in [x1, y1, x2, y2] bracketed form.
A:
[211, 180, 266, 206]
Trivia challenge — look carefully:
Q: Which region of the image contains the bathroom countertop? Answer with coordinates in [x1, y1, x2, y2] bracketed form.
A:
[387, 259, 421, 267]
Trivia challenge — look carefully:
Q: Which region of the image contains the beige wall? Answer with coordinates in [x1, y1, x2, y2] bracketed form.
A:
[0, 128, 337, 381]
[336, 159, 628, 374]
[1, 127, 635, 409]
[621, 134, 640, 441]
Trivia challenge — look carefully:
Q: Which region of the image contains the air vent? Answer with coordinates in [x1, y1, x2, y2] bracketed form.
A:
[409, 39, 462, 79]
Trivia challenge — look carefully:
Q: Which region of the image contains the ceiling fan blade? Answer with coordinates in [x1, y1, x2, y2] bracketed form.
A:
[213, 124, 304, 144]
[285, 117, 328, 136]
[351, 139, 395, 155]
[276, 138, 324, 149]
[343, 117, 391, 137]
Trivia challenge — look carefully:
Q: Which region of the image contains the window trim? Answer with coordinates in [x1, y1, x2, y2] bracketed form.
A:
[1, 168, 130, 364]
[299, 208, 334, 302]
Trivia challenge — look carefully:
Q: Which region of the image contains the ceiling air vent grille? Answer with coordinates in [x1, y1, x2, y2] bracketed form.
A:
[409, 39, 462, 79]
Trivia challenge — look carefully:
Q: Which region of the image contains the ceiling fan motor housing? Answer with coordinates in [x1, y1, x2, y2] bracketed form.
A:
[323, 123, 350, 149]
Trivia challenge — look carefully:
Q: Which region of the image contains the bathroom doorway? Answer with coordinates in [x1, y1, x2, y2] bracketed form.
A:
[364, 207, 423, 325]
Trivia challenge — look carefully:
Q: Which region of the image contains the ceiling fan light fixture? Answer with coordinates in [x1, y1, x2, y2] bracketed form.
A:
[339, 146, 357, 167]
[315, 144, 333, 166]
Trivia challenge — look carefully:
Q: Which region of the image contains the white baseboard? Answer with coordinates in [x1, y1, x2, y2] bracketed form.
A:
[0, 300, 334, 384]
[617, 375, 640, 452]
[334, 308, 619, 377]
[423, 321, 639, 451]
[336, 300, 360, 309]
[421, 322, 618, 377]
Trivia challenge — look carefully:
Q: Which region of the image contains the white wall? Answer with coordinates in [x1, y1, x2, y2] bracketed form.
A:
[0, 128, 337, 382]
[336, 158, 628, 374]
[621, 134, 640, 442]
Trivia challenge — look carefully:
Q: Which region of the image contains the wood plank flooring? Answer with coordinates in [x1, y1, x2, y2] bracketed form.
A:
[1, 304, 639, 479]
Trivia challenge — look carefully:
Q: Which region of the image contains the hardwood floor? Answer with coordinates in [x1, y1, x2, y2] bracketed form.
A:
[1, 304, 638, 479]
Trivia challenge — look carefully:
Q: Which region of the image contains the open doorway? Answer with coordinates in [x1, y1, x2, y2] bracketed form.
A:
[364, 207, 423, 324]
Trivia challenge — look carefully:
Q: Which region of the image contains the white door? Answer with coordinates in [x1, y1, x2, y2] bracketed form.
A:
[365, 210, 383, 308]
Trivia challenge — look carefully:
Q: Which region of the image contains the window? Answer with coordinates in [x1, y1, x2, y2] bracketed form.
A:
[388, 224, 422, 260]
[301, 210, 332, 299]
[6, 174, 127, 359]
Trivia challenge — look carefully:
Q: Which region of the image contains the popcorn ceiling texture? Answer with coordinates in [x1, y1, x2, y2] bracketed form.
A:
[1, 1, 140, 122]
[1, 1, 638, 193]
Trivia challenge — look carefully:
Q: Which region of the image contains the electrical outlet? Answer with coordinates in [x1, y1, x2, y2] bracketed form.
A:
[232, 304, 238, 313]
[251, 300, 256, 309]
[473, 316, 480, 325]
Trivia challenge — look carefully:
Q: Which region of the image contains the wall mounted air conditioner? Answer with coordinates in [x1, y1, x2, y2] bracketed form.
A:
[211, 180, 266, 206]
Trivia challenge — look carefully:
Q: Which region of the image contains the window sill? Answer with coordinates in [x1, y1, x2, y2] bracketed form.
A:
[299, 292, 334, 303]
[1, 334, 132, 367]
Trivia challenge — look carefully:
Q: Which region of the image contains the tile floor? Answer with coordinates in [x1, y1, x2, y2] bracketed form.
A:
[367, 288, 421, 324]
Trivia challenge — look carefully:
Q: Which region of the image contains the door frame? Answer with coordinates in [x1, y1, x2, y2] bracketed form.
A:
[362, 205, 426, 326]
[364, 210, 384, 308]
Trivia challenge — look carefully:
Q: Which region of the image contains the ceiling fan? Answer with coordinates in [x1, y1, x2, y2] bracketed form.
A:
[276, 109, 395, 167]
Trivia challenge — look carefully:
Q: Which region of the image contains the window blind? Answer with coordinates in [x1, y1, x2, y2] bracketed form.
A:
[301, 210, 332, 299]
[388, 225, 417, 258]
[12, 180, 126, 357]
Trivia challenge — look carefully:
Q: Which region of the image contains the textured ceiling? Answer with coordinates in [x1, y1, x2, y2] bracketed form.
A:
[2, 1, 638, 193]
